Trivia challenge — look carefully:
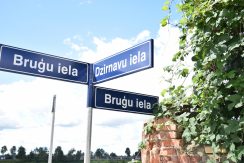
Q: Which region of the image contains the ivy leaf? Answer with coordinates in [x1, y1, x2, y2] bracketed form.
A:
[216, 134, 221, 142]
[172, 51, 181, 61]
[208, 53, 217, 62]
[164, 0, 170, 5]
[228, 37, 241, 51]
[237, 146, 244, 160]
[189, 117, 196, 125]
[179, 17, 187, 26]
[230, 133, 241, 143]
[143, 121, 154, 135]
[215, 18, 222, 27]
[191, 55, 199, 61]
[230, 143, 235, 151]
[228, 103, 235, 111]
[210, 134, 215, 141]
[223, 161, 230, 163]
[240, 117, 244, 126]
[180, 68, 189, 77]
[176, 4, 182, 12]
[235, 101, 243, 108]
[161, 17, 168, 27]
[161, 89, 167, 97]
[226, 94, 241, 103]
[206, 17, 211, 23]
[182, 128, 191, 142]
[225, 120, 239, 134]
[162, 5, 169, 11]
[226, 70, 235, 79]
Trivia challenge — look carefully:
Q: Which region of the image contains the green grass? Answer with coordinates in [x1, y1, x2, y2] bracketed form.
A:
[0, 160, 129, 163]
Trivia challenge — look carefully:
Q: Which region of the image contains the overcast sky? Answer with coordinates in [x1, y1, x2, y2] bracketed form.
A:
[0, 0, 182, 155]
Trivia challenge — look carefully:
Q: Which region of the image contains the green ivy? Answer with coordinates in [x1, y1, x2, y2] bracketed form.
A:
[143, 121, 154, 135]
[157, 0, 244, 162]
[138, 140, 146, 150]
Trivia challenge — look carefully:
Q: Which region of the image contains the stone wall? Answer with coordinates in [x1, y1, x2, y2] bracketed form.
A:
[141, 117, 226, 163]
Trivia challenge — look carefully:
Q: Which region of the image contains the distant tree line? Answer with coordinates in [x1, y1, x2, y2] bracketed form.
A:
[0, 145, 83, 162]
[0, 145, 140, 162]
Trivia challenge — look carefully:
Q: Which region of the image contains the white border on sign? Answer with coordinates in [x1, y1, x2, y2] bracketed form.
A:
[0, 44, 89, 84]
[93, 39, 153, 84]
[0, 44, 3, 62]
[94, 86, 158, 115]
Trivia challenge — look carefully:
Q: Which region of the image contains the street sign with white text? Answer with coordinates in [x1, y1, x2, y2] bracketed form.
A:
[93, 39, 153, 84]
[91, 86, 158, 115]
[0, 41, 155, 163]
[0, 44, 89, 84]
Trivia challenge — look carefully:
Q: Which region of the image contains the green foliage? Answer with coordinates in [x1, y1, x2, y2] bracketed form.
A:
[143, 121, 154, 135]
[0, 146, 127, 162]
[10, 146, 16, 159]
[54, 146, 65, 161]
[0, 160, 128, 163]
[34, 147, 48, 161]
[1, 146, 7, 155]
[138, 140, 146, 150]
[157, 0, 244, 162]
[16, 146, 26, 160]
[67, 148, 76, 161]
[94, 148, 109, 159]
[125, 147, 131, 157]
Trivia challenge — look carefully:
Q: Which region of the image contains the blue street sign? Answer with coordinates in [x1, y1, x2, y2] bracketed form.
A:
[93, 39, 153, 84]
[91, 86, 159, 115]
[0, 44, 89, 84]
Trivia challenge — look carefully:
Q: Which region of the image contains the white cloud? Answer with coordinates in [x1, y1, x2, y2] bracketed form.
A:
[0, 78, 87, 153]
[79, 0, 92, 5]
[0, 117, 20, 130]
[0, 25, 181, 155]
[63, 29, 151, 63]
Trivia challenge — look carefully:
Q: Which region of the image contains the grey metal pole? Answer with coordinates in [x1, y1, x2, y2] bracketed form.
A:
[84, 107, 93, 163]
[85, 63, 94, 163]
[48, 95, 56, 163]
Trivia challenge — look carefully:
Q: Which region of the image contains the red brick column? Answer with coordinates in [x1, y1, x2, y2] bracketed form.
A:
[141, 118, 203, 163]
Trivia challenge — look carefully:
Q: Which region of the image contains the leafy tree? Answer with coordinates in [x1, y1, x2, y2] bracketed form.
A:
[125, 147, 131, 157]
[103, 152, 109, 159]
[53, 146, 64, 161]
[34, 147, 48, 161]
[94, 148, 104, 159]
[4, 154, 12, 159]
[110, 152, 117, 159]
[10, 146, 16, 159]
[67, 148, 76, 160]
[157, 0, 244, 162]
[94, 148, 108, 159]
[26, 151, 35, 161]
[1, 146, 7, 156]
[16, 146, 26, 159]
[75, 150, 83, 160]
[133, 150, 141, 159]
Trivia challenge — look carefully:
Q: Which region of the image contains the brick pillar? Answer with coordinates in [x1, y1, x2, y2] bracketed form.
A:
[141, 117, 203, 163]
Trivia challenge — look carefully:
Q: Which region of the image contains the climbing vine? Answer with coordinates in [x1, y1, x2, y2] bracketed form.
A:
[156, 0, 244, 162]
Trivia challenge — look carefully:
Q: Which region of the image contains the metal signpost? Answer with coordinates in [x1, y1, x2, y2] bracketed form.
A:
[48, 95, 56, 163]
[84, 85, 158, 163]
[0, 44, 89, 84]
[84, 39, 155, 163]
[0, 39, 157, 163]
